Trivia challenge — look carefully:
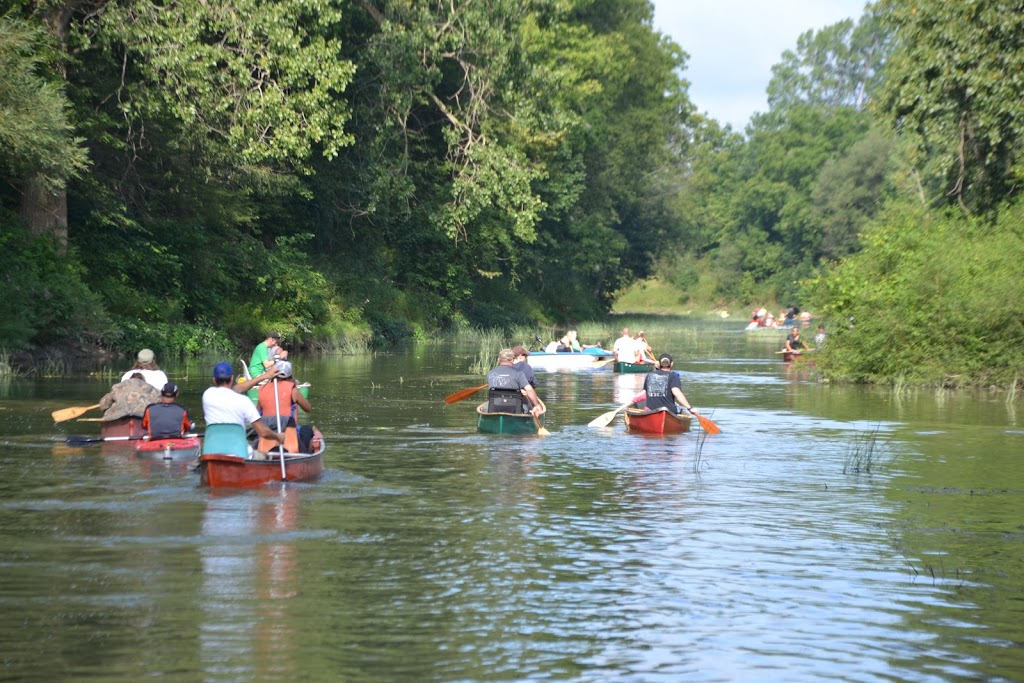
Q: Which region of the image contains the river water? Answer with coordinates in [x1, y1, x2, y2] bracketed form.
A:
[1, 319, 1021, 682]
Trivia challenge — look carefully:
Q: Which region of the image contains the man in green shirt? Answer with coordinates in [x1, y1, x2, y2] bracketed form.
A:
[248, 331, 288, 380]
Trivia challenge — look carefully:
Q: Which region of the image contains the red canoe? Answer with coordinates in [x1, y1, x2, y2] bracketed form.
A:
[135, 436, 201, 460]
[780, 351, 815, 364]
[624, 407, 692, 434]
[197, 440, 325, 488]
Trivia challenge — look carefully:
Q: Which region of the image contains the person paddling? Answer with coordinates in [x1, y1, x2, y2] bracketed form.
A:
[142, 383, 195, 439]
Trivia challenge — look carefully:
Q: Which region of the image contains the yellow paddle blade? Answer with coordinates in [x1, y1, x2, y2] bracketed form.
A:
[51, 404, 102, 423]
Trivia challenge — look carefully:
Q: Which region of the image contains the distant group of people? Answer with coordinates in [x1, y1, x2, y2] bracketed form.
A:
[749, 306, 813, 329]
[544, 330, 604, 354]
[98, 331, 320, 455]
[612, 327, 657, 365]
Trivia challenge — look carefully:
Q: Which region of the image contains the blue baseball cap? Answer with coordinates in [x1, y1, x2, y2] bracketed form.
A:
[212, 362, 234, 379]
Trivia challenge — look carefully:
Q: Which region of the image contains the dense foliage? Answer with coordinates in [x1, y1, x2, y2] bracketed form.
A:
[2, 0, 1021, 387]
[0, 0, 691, 355]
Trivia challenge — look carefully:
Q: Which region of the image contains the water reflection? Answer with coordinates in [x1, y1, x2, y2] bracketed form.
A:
[199, 488, 300, 682]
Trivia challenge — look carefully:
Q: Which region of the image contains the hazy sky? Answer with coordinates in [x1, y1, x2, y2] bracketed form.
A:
[650, 0, 868, 131]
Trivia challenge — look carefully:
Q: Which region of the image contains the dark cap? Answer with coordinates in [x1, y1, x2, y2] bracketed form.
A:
[267, 331, 282, 341]
[512, 345, 530, 357]
[160, 382, 179, 397]
[658, 353, 673, 367]
[212, 362, 234, 379]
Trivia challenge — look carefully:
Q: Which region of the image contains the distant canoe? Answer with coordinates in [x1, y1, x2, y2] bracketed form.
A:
[197, 439, 326, 488]
[624, 407, 692, 434]
[475, 402, 547, 435]
[527, 352, 613, 372]
[135, 436, 201, 460]
[779, 351, 814, 363]
[613, 361, 652, 374]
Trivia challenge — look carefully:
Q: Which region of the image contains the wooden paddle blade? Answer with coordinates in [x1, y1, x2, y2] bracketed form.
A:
[587, 409, 620, 428]
[696, 414, 721, 435]
[533, 415, 550, 436]
[52, 404, 102, 423]
[443, 384, 489, 405]
[587, 397, 639, 428]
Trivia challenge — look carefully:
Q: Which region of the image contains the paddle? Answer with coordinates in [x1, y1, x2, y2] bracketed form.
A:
[533, 399, 550, 436]
[274, 377, 287, 480]
[65, 433, 203, 446]
[52, 404, 101, 423]
[444, 384, 489, 405]
[588, 392, 646, 428]
[689, 411, 722, 435]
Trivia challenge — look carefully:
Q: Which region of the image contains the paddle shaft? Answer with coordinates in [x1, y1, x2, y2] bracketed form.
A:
[444, 383, 489, 405]
[65, 433, 202, 445]
[274, 377, 286, 480]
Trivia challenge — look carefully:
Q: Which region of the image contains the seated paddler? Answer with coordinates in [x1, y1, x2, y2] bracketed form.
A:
[486, 349, 544, 416]
[256, 361, 312, 452]
[640, 353, 703, 420]
[142, 383, 195, 439]
[202, 361, 284, 457]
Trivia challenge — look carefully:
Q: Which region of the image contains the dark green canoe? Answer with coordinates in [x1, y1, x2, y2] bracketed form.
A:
[476, 402, 547, 435]
[613, 361, 652, 374]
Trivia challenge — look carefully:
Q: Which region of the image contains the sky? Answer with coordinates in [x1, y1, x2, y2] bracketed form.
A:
[650, 0, 868, 131]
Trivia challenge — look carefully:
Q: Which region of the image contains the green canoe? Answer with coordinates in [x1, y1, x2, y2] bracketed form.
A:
[476, 402, 547, 435]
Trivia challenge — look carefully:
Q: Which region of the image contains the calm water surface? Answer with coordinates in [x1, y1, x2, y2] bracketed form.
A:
[1, 320, 1022, 682]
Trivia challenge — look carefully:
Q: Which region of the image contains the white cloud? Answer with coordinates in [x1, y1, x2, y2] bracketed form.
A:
[652, 0, 868, 130]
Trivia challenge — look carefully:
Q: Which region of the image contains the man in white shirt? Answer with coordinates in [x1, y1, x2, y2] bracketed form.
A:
[202, 361, 284, 446]
[612, 327, 633, 362]
[120, 348, 169, 390]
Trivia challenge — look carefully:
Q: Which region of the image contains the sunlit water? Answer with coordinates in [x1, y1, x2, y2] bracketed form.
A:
[1, 320, 1022, 682]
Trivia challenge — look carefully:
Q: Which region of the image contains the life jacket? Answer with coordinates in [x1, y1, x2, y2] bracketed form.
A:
[144, 402, 188, 439]
[257, 379, 296, 418]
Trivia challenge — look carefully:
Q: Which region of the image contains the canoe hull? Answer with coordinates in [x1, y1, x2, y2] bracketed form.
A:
[624, 408, 692, 434]
[476, 402, 546, 435]
[781, 351, 815, 364]
[198, 441, 325, 488]
[135, 436, 201, 460]
[100, 416, 145, 439]
[527, 352, 613, 372]
[613, 361, 651, 374]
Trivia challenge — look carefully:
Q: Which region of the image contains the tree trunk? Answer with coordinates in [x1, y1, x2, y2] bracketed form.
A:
[19, 175, 68, 248]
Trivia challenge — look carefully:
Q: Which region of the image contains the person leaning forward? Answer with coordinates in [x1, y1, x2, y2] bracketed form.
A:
[203, 361, 285, 446]
[248, 331, 288, 380]
[642, 353, 703, 418]
[487, 349, 543, 416]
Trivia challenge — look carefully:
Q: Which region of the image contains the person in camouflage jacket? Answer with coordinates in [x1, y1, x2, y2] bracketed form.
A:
[99, 373, 161, 421]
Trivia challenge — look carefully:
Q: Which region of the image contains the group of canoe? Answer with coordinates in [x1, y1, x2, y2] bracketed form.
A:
[58, 409, 327, 489]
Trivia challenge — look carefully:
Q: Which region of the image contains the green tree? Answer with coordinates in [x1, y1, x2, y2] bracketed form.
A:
[877, 0, 1024, 214]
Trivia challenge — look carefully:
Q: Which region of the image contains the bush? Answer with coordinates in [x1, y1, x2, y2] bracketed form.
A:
[0, 218, 110, 349]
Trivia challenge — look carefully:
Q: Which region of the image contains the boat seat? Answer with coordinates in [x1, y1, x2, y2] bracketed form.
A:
[202, 423, 249, 458]
[257, 425, 300, 454]
[488, 389, 525, 414]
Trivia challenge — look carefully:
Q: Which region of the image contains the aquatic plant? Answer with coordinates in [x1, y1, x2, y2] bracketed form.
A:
[843, 424, 892, 474]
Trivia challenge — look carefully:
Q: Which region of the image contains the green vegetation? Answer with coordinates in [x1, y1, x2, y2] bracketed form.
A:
[1, 1, 1021, 388]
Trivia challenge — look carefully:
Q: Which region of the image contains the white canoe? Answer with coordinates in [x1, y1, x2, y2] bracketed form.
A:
[527, 351, 614, 372]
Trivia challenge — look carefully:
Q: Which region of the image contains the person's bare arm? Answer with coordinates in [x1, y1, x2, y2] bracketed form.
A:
[234, 367, 280, 394]
[292, 388, 312, 413]
[672, 387, 698, 414]
[252, 420, 285, 442]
